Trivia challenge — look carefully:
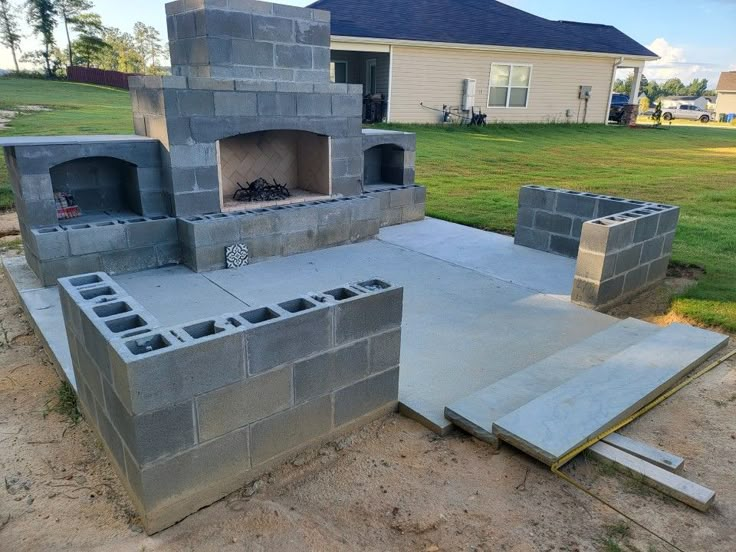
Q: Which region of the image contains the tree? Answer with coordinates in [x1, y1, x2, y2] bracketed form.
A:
[685, 78, 708, 97]
[26, 0, 57, 77]
[96, 26, 144, 73]
[661, 78, 686, 96]
[56, 0, 92, 66]
[613, 73, 649, 97]
[71, 13, 108, 67]
[0, 0, 21, 72]
[133, 22, 164, 73]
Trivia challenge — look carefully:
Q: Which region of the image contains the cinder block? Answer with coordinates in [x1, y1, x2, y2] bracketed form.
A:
[126, 218, 178, 248]
[282, 229, 317, 255]
[640, 235, 665, 264]
[252, 15, 294, 43]
[275, 81, 313, 93]
[623, 264, 649, 295]
[172, 190, 221, 216]
[155, 243, 182, 266]
[350, 218, 380, 242]
[311, 47, 330, 71]
[255, 67, 294, 81]
[176, 90, 215, 116]
[333, 367, 399, 427]
[249, 395, 332, 466]
[110, 327, 244, 414]
[351, 197, 380, 222]
[242, 233, 284, 260]
[331, 94, 362, 117]
[575, 251, 616, 281]
[103, 382, 196, 466]
[18, 173, 54, 201]
[516, 207, 535, 228]
[246, 302, 332, 375]
[187, 77, 235, 91]
[196, 365, 292, 442]
[134, 426, 250, 513]
[37, 254, 104, 286]
[633, 213, 660, 243]
[333, 284, 403, 346]
[204, 9, 253, 40]
[295, 19, 330, 46]
[555, 192, 597, 218]
[67, 223, 127, 256]
[231, 39, 273, 66]
[657, 208, 680, 234]
[647, 256, 670, 283]
[235, 80, 277, 92]
[169, 143, 217, 169]
[534, 211, 572, 236]
[514, 226, 550, 251]
[296, 94, 331, 116]
[93, 401, 127, 475]
[293, 339, 369, 404]
[579, 219, 636, 254]
[597, 198, 633, 217]
[257, 92, 297, 116]
[518, 186, 556, 211]
[614, 244, 644, 275]
[661, 231, 676, 256]
[29, 227, 70, 260]
[101, 248, 159, 274]
[294, 69, 330, 83]
[275, 44, 312, 69]
[549, 235, 579, 258]
[369, 328, 401, 374]
[389, 187, 414, 208]
[402, 203, 425, 223]
[238, 211, 278, 237]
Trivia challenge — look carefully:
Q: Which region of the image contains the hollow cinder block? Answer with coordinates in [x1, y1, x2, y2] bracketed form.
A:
[579, 219, 636, 254]
[514, 226, 550, 251]
[293, 339, 369, 404]
[296, 93, 332, 117]
[245, 301, 332, 375]
[126, 218, 179, 248]
[110, 327, 244, 414]
[518, 186, 556, 211]
[252, 14, 294, 43]
[640, 236, 665, 264]
[534, 211, 572, 236]
[333, 367, 400, 427]
[549, 234, 579, 258]
[67, 222, 128, 256]
[196, 365, 292, 442]
[249, 395, 332, 466]
[333, 284, 403, 346]
[574, 251, 616, 282]
[623, 264, 650, 295]
[555, 192, 597, 218]
[103, 381, 196, 466]
[29, 227, 70, 261]
[275, 44, 312, 69]
[369, 328, 401, 374]
[614, 244, 644, 275]
[633, 213, 660, 243]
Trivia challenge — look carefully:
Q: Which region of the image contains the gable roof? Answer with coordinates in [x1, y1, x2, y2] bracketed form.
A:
[716, 71, 736, 91]
[309, 0, 656, 58]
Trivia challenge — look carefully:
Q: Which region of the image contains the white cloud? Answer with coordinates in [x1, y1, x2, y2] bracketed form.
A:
[645, 38, 715, 82]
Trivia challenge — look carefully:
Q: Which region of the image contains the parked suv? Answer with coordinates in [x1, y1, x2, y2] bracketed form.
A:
[662, 104, 713, 123]
[609, 93, 629, 123]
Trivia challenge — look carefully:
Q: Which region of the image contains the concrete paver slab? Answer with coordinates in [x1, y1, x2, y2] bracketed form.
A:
[493, 324, 729, 465]
[445, 318, 659, 445]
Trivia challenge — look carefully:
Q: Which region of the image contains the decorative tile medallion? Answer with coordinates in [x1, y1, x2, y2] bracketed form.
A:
[225, 244, 249, 268]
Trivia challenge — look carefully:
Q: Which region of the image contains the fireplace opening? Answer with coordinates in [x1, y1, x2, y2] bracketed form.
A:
[50, 157, 142, 221]
[363, 144, 406, 186]
[218, 130, 331, 211]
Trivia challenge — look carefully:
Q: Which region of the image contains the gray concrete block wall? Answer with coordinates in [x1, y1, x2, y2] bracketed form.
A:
[58, 272, 402, 534]
[514, 185, 654, 258]
[26, 216, 181, 286]
[362, 185, 426, 228]
[178, 196, 381, 272]
[571, 205, 680, 310]
[166, 0, 330, 80]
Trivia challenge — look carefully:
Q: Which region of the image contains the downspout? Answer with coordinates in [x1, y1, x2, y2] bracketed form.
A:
[386, 45, 394, 123]
[605, 57, 625, 126]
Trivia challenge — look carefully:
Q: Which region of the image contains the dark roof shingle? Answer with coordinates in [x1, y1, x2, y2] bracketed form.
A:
[309, 0, 656, 57]
[716, 72, 736, 91]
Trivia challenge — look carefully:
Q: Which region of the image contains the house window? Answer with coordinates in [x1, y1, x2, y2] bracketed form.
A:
[488, 64, 532, 108]
[330, 61, 348, 84]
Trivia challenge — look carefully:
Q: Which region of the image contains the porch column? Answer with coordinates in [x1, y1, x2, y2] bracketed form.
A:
[630, 66, 643, 104]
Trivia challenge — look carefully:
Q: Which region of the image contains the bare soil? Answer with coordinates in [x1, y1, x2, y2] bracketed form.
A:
[1, 254, 734, 551]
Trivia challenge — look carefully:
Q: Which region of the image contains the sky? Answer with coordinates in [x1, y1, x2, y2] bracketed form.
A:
[1, 0, 734, 87]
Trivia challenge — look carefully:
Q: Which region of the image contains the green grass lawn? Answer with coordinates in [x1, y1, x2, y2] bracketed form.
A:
[380, 123, 736, 331]
[0, 78, 132, 209]
[0, 78, 734, 331]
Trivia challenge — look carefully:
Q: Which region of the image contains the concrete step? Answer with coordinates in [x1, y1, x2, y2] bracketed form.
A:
[493, 324, 728, 466]
[444, 318, 659, 446]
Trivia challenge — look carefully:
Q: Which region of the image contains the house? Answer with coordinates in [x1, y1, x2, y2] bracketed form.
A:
[715, 71, 736, 117]
[310, 0, 658, 123]
[659, 96, 709, 110]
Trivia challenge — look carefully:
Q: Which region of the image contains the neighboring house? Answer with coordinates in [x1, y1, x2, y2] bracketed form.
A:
[310, 0, 657, 123]
[715, 71, 736, 117]
[659, 96, 709, 110]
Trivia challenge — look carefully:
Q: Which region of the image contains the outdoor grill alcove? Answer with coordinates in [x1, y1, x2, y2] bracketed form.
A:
[363, 144, 407, 186]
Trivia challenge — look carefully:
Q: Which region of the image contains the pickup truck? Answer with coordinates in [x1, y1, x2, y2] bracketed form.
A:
[608, 93, 629, 123]
[662, 104, 714, 123]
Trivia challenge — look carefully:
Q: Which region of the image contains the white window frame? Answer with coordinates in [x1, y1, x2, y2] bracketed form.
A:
[487, 63, 533, 109]
[330, 60, 348, 84]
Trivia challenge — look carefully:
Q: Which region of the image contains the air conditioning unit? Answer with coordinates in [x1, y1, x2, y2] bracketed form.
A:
[462, 79, 477, 111]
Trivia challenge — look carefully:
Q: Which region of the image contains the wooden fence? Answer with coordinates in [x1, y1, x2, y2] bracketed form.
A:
[66, 66, 139, 89]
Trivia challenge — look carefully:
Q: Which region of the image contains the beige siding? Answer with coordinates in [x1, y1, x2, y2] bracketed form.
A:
[389, 45, 616, 124]
[715, 92, 736, 117]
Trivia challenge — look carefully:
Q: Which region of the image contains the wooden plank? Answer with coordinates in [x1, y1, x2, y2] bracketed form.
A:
[589, 442, 715, 512]
[602, 432, 684, 473]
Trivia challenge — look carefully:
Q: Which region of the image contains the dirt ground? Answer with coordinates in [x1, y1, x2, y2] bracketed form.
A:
[1, 248, 735, 551]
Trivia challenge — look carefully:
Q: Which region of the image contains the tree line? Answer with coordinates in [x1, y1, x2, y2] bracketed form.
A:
[613, 73, 716, 101]
[0, 0, 166, 77]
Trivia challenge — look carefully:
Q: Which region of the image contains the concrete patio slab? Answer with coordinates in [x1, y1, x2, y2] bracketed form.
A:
[3, 219, 621, 433]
